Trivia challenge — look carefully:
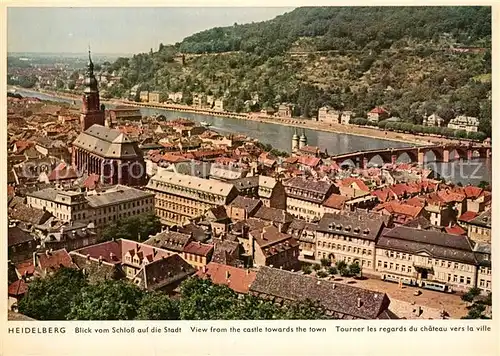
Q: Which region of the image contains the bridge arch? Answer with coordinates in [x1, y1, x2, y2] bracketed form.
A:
[338, 158, 357, 169]
[396, 151, 417, 163]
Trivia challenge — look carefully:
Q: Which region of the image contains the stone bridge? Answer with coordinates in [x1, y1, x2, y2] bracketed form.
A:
[330, 143, 491, 169]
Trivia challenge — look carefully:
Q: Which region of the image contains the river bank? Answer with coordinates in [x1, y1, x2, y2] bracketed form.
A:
[11, 86, 458, 146]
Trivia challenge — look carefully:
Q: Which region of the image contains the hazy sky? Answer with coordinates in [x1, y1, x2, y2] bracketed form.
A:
[7, 7, 294, 54]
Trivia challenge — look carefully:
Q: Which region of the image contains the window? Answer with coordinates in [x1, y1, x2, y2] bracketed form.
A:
[466, 277, 471, 285]
[389, 262, 393, 270]
[447, 262, 452, 268]
[384, 262, 388, 269]
[453, 275, 458, 282]
[479, 279, 485, 287]
[401, 265, 406, 273]
[447, 274, 451, 282]
[395, 264, 399, 271]
[459, 276, 464, 284]
[378, 260, 382, 268]
[454, 263, 459, 269]
[367, 261, 371, 268]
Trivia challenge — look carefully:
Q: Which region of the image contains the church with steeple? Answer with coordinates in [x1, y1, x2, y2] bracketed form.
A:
[72, 50, 146, 186]
[80, 50, 106, 131]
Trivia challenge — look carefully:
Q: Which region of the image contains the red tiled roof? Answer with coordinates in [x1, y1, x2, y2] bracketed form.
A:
[15, 259, 35, 277]
[162, 153, 189, 163]
[369, 107, 389, 114]
[376, 201, 423, 218]
[297, 155, 321, 167]
[83, 173, 101, 190]
[8, 185, 15, 198]
[284, 156, 298, 164]
[338, 177, 370, 192]
[458, 211, 479, 222]
[437, 190, 465, 203]
[323, 194, 349, 209]
[8, 279, 28, 296]
[464, 186, 483, 199]
[372, 188, 395, 202]
[37, 249, 73, 270]
[72, 240, 122, 264]
[196, 262, 256, 294]
[183, 241, 214, 257]
[405, 196, 426, 207]
[390, 184, 409, 197]
[193, 149, 226, 159]
[445, 224, 467, 236]
[48, 166, 78, 181]
[14, 140, 35, 153]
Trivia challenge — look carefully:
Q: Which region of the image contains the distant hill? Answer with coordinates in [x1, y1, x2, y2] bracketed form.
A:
[104, 6, 491, 137]
[177, 7, 491, 55]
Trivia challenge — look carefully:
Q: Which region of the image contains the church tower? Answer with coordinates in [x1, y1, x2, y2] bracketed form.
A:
[80, 49, 105, 131]
[291, 128, 299, 153]
[299, 129, 307, 150]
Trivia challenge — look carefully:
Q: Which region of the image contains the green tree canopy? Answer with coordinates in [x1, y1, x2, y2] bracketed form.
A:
[102, 213, 162, 242]
[69, 280, 145, 320]
[18, 268, 87, 320]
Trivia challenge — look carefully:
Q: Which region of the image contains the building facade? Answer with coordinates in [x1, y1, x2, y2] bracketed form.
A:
[26, 185, 155, 229]
[72, 125, 147, 186]
[317, 106, 340, 124]
[447, 116, 479, 132]
[146, 171, 238, 226]
[375, 226, 478, 292]
[283, 177, 336, 222]
[315, 213, 385, 271]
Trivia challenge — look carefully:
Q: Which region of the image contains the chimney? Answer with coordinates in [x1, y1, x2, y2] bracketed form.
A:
[417, 224, 422, 230]
[45, 250, 51, 257]
[86, 254, 90, 260]
[225, 271, 230, 279]
[332, 284, 336, 290]
[202, 265, 207, 273]
[448, 221, 453, 228]
[357, 298, 362, 308]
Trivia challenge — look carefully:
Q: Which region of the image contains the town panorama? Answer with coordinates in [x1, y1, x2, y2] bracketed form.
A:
[7, 6, 492, 321]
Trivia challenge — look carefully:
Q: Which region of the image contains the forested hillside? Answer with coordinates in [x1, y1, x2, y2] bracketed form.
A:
[105, 6, 492, 136]
[177, 7, 490, 55]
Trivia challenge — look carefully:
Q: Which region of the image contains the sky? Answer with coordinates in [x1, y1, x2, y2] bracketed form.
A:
[7, 7, 295, 54]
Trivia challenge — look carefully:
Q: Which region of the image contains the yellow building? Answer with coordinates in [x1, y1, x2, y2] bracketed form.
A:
[26, 185, 155, 229]
[376, 226, 478, 292]
[315, 212, 386, 271]
[146, 171, 238, 226]
[283, 177, 335, 222]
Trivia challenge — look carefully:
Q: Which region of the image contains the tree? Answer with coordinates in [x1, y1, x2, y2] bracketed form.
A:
[281, 299, 328, 320]
[136, 292, 180, 320]
[328, 266, 338, 275]
[312, 264, 321, 271]
[178, 278, 240, 320]
[67, 80, 76, 90]
[18, 268, 88, 320]
[102, 213, 162, 242]
[336, 261, 349, 276]
[316, 270, 328, 278]
[320, 258, 331, 267]
[302, 265, 312, 275]
[68, 280, 144, 320]
[348, 262, 361, 276]
[454, 130, 467, 139]
[461, 287, 481, 303]
[477, 181, 490, 189]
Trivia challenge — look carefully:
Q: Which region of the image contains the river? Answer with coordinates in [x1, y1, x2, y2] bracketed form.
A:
[15, 89, 491, 185]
